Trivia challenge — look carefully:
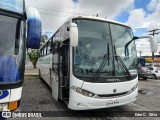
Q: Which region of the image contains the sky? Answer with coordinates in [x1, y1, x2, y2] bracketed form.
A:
[25, 0, 160, 56]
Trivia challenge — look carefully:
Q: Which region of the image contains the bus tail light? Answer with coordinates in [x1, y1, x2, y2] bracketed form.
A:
[71, 86, 95, 97]
[8, 101, 18, 111]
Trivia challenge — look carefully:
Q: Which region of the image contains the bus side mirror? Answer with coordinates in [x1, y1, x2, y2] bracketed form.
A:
[138, 36, 158, 53]
[149, 36, 158, 53]
[26, 7, 42, 49]
[69, 23, 78, 47]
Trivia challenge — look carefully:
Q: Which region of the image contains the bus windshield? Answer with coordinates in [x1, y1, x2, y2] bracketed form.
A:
[73, 19, 137, 80]
[0, 0, 24, 15]
[0, 15, 25, 84]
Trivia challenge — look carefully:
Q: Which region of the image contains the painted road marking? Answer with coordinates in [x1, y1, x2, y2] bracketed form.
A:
[130, 103, 151, 111]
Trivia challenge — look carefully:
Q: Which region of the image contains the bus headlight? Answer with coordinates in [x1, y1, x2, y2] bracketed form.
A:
[132, 84, 138, 91]
[71, 86, 95, 97]
[0, 103, 8, 111]
[128, 84, 138, 93]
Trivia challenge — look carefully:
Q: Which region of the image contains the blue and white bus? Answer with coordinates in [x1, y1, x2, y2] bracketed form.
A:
[0, 0, 41, 111]
[38, 16, 157, 110]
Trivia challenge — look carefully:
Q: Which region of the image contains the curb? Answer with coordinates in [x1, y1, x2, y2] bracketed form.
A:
[24, 74, 39, 78]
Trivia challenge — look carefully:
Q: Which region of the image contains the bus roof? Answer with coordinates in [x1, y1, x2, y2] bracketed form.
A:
[39, 15, 131, 51]
[68, 15, 130, 28]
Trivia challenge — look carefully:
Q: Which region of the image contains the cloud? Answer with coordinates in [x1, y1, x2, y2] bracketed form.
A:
[76, 0, 134, 18]
[126, 9, 147, 28]
[26, 0, 75, 33]
[146, 2, 160, 30]
[126, 0, 160, 31]
[147, 0, 159, 12]
[25, 0, 134, 33]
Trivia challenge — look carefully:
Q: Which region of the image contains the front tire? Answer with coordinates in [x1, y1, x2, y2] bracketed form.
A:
[143, 77, 147, 80]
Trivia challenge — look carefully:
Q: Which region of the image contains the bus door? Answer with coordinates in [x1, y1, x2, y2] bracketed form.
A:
[51, 70, 59, 100]
[59, 41, 70, 100]
[51, 42, 59, 101]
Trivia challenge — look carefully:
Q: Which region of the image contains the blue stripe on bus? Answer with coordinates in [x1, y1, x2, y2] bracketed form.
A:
[0, 90, 9, 99]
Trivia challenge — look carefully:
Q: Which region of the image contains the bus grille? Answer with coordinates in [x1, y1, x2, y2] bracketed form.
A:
[96, 92, 128, 98]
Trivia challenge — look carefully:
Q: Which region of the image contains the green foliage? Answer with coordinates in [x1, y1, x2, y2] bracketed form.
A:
[27, 49, 38, 68]
[27, 34, 48, 68]
[40, 34, 48, 46]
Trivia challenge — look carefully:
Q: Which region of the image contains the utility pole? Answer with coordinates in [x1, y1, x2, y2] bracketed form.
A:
[148, 29, 160, 63]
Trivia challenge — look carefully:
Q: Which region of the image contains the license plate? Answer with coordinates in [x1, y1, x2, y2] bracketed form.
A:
[107, 99, 119, 105]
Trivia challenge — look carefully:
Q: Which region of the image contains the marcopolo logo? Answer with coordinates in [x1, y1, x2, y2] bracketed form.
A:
[0, 90, 9, 99]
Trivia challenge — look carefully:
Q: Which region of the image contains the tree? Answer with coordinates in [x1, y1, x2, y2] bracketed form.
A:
[27, 34, 48, 68]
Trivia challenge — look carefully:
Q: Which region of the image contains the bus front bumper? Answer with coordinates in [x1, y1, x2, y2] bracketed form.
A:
[68, 88, 138, 110]
[0, 87, 22, 111]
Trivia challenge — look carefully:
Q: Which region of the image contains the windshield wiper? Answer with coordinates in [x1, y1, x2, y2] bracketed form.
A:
[113, 44, 132, 80]
[93, 43, 110, 81]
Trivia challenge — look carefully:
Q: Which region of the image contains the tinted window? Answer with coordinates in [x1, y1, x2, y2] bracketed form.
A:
[0, 15, 25, 84]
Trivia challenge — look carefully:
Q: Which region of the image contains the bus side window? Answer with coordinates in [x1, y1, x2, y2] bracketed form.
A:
[52, 42, 58, 54]
[47, 41, 51, 54]
[14, 20, 21, 55]
[42, 48, 44, 56]
[15, 39, 20, 55]
[46, 43, 48, 55]
[44, 45, 46, 56]
[52, 42, 59, 74]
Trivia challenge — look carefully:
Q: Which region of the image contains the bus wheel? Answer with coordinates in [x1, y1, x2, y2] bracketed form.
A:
[152, 74, 157, 79]
[143, 77, 147, 80]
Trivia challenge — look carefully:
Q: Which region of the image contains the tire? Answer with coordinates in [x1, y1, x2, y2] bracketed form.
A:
[152, 74, 157, 79]
[143, 77, 147, 80]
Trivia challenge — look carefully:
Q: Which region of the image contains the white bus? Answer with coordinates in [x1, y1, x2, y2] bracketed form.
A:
[0, 0, 41, 111]
[38, 16, 157, 110]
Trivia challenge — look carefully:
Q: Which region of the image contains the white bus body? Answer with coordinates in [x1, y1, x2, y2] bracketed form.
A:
[38, 16, 156, 110]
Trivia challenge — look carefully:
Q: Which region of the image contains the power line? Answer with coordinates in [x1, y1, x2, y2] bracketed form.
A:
[39, 11, 75, 17]
[149, 32, 160, 36]
[32, 7, 82, 17]
[148, 29, 160, 36]
[26, 6, 100, 17]
[148, 29, 160, 32]
[26, 6, 82, 15]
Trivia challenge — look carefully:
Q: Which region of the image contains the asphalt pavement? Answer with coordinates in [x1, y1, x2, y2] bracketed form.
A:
[8, 71, 160, 120]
